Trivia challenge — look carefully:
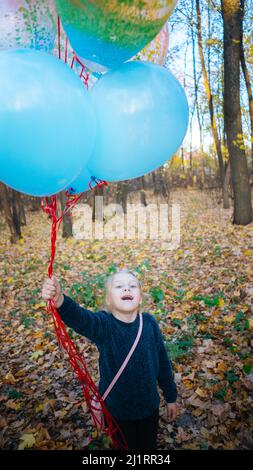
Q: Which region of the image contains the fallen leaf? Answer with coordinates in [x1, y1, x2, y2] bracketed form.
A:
[18, 433, 36, 450]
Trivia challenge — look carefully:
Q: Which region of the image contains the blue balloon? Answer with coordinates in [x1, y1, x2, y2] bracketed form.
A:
[87, 61, 189, 181]
[67, 166, 92, 194]
[0, 49, 96, 196]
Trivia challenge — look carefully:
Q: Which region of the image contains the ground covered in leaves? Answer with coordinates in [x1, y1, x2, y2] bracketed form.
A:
[1, 189, 253, 450]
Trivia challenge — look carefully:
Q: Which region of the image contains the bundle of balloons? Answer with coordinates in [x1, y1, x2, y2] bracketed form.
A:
[0, 0, 189, 197]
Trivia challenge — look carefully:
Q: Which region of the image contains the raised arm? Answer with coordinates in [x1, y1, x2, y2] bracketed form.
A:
[41, 276, 107, 345]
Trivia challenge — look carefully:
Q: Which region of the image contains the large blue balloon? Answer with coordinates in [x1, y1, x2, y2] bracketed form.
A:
[87, 61, 189, 181]
[68, 166, 92, 194]
[0, 49, 96, 196]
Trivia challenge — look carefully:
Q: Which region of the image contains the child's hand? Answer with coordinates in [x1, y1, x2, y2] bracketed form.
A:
[166, 402, 177, 422]
[41, 276, 64, 308]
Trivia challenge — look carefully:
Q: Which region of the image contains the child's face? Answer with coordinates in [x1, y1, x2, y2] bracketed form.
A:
[106, 273, 142, 314]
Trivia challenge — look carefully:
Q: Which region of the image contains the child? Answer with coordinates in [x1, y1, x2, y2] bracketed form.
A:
[41, 268, 178, 450]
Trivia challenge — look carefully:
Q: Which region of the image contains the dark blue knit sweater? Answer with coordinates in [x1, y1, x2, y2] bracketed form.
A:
[57, 294, 177, 420]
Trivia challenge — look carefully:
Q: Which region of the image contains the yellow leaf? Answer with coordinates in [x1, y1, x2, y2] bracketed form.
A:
[182, 379, 194, 389]
[15, 369, 26, 377]
[183, 291, 194, 301]
[4, 371, 16, 384]
[218, 298, 225, 308]
[195, 387, 208, 398]
[216, 361, 227, 372]
[17, 325, 25, 332]
[33, 302, 46, 309]
[223, 314, 235, 324]
[18, 433, 36, 450]
[6, 400, 21, 411]
[35, 404, 44, 413]
[30, 350, 44, 360]
[34, 331, 44, 339]
[243, 249, 251, 256]
[199, 324, 207, 332]
[248, 319, 253, 329]
[7, 277, 14, 284]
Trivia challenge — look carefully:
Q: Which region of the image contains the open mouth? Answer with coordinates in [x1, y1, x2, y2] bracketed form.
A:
[121, 295, 133, 301]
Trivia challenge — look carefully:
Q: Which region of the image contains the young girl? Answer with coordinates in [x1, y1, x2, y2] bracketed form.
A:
[41, 268, 178, 450]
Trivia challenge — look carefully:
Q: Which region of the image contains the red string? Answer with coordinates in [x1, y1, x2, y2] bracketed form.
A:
[65, 36, 68, 64]
[57, 16, 90, 90]
[89, 177, 108, 191]
[57, 16, 61, 61]
[41, 191, 128, 450]
[45, 19, 126, 450]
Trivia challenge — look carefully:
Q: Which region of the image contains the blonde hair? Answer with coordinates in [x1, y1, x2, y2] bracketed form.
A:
[103, 268, 142, 312]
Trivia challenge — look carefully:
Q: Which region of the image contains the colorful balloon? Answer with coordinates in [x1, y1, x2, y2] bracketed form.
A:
[87, 61, 189, 182]
[0, 0, 56, 51]
[68, 22, 169, 75]
[0, 49, 96, 197]
[55, 0, 177, 70]
[133, 23, 169, 65]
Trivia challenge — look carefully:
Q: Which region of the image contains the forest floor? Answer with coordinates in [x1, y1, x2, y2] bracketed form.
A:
[0, 188, 253, 450]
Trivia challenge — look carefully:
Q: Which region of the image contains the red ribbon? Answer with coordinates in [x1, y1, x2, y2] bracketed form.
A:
[57, 15, 89, 90]
[41, 190, 128, 450]
[46, 19, 127, 449]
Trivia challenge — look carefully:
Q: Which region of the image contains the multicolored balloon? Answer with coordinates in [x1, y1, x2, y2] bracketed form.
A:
[87, 61, 189, 182]
[133, 23, 169, 65]
[69, 21, 169, 75]
[0, 49, 96, 197]
[0, 0, 56, 51]
[55, 0, 177, 70]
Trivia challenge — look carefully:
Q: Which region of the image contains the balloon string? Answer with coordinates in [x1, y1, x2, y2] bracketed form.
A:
[41, 185, 127, 450]
[65, 36, 68, 64]
[89, 176, 108, 191]
[57, 16, 61, 61]
[57, 15, 90, 90]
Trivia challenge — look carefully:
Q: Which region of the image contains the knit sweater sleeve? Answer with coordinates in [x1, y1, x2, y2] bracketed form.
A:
[154, 320, 178, 403]
[56, 294, 107, 345]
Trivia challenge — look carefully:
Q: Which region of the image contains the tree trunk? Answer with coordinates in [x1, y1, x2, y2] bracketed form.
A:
[191, 0, 205, 187]
[19, 198, 26, 226]
[196, 0, 224, 186]
[59, 192, 73, 238]
[92, 185, 104, 221]
[152, 171, 160, 196]
[0, 184, 22, 242]
[140, 176, 147, 207]
[239, 0, 253, 176]
[152, 168, 168, 199]
[116, 181, 128, 213]
[221, 0, 252, 225]
[30, 197, 42, 211]
[181, 146, 185, 173]
[222, 160, 231, 209]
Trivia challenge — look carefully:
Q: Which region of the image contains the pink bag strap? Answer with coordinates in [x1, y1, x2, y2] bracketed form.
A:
[102, 313, 143, 401]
